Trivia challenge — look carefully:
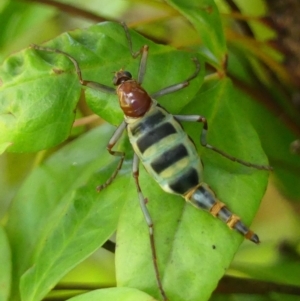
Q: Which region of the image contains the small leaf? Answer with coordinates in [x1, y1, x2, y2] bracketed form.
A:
[165, 0, 227, 68]
[6, 125, 130, 301]
[19, 167, 126, 301]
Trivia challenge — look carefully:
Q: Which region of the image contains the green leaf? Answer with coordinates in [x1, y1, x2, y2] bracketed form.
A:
[0, 47, 80, 152]
[68, 287, 157, 301]
[0, 1, 57, 60]
[0, 21, 203, 153]
[165, 0, 227, 68]
[0, 225, 11, 301]
[116, 78, 269, 301]
[5, 124, 129, 301]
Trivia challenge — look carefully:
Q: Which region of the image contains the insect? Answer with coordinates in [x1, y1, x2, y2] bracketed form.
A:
[31, 22, 272, 301]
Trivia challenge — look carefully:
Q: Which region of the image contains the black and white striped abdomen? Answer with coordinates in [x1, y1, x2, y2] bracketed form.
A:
[126, 102, 203, 195]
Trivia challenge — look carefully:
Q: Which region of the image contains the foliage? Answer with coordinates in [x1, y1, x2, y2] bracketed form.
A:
[0, 1, 299, 301]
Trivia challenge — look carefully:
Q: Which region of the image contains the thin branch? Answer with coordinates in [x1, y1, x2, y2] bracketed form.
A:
[269, 158, 300, 176]
[16, 0, 111, 22]
[216, 275, 300, 295]
[73, 114, 100, 128]
[46, 276, 300, 298]
[42, 283, 115, 300]
[53, 283, 114, 291]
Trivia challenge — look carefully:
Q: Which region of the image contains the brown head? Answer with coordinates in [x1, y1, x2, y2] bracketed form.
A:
[113, 70, 152, 118]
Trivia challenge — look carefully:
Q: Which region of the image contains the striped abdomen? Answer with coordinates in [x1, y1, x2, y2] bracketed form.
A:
[126, 102, 203, 195]
[185, 183, 259, 243]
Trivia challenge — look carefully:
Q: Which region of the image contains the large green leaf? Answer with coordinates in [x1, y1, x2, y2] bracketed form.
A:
[5, 125, 130, 301]
[0, 21, 203, 153]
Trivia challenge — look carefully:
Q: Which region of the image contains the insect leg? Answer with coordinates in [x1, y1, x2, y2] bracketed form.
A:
[30, 44, 116, 94]
[97, 121, 127, 192]
[151, 57, 201, 99]
[132, 153, 168, 301]
[174, 114, 273, 170]
[120, 22, 148, 84]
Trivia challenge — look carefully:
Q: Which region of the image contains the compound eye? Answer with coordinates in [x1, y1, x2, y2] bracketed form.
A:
[113, 70, 133, 85]
[123, 71, 132, 78]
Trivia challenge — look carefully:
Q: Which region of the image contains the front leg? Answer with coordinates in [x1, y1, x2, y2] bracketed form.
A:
[31, 44, 116, 94]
